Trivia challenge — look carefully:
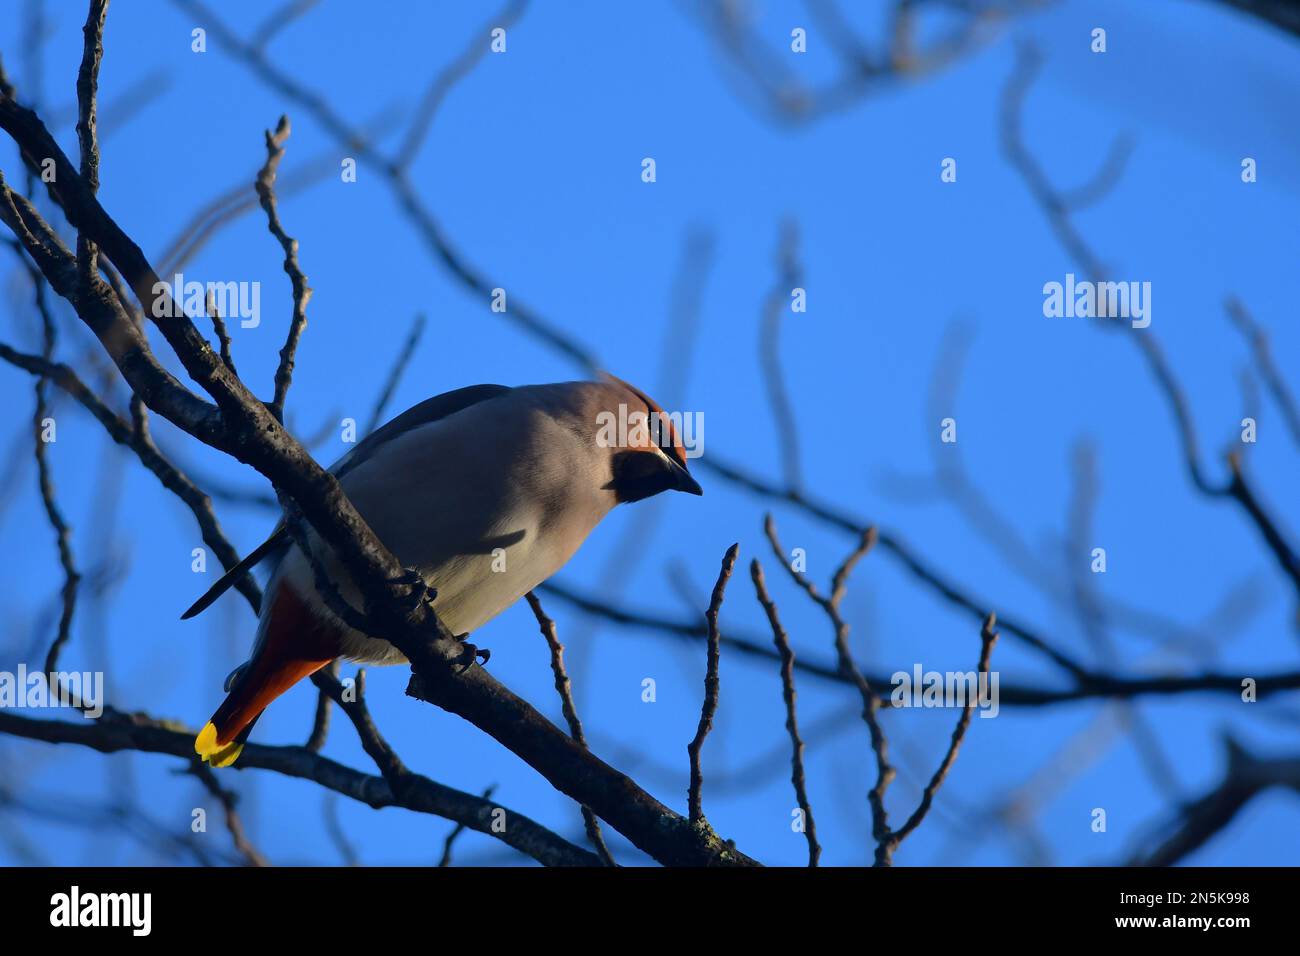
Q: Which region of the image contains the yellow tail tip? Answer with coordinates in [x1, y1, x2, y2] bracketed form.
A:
[195, 721, 244, 768]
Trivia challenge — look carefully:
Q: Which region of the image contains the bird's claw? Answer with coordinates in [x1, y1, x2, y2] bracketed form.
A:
[396, 567, 436, 612]
[453, 634, 490, 672]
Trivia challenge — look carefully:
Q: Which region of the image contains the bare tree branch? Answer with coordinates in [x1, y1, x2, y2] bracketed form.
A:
[21, 255, 81, 676]
[304, 659, 337, 752]
[760, 221, 804, 492]
[251, 0, 321, 51]
[691, 0, 1006, 125]
[0, 709, 597, 867]
[74, 0, 108, 288]
[394, 0, 527, 170]
[749, 557, 820, 866]
[540, 578, 1300, 706]
[438, 784, 496, 867]
[205, 288, 237, 377]
[1000, 41, 1300, 603]
[365, 314, 426, 436]
[255, 115, 313, 423]
[688, 543, 738, 826]
[190, 762, 269, 867]
[1128, 736, 1300, 866]
[885, 614, 998, 857]
[1225, 298, 1299, 450]
[525, 590, 616, 866]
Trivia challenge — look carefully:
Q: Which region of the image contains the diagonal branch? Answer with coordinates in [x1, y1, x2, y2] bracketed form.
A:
[525, 590, 616, 866]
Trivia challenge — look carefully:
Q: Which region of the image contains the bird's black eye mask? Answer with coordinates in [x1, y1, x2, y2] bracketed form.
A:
[606, 449, 702, 503]
[607, 450, 675, 503]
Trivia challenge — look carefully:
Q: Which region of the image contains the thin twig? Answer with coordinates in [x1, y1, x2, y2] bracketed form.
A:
[190, 762, 269, 866]
[394, 0, 528, 170]
[759, 220, 804, 492]
[749, 558, 820, 866]
[1226, 295, 1300, 450]
[693, 0, 1004, 125]
[314, 667, 407, 787]
[25, 258, 81, 677]
[251, 0, 321, 50]
[1064, 442, 1183, 802]
[524, 590, 616, 866]
[437, 784, 497, 867]
[305, 659, 338, 752]
[22, 2, 105, 681]
[74, 0, 108, 288]
[884, 614, 999, 859]
[365, 314, 426, 435]
[687, 543, 739, 825]
[321, 792, 359, 865]
[763, 513, 893, 845]
[255, 115, 313, 422]
[205, 288, 237, 375]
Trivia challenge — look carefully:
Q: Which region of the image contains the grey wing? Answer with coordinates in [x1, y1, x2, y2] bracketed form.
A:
[179, 383, 513, 620]
[331, 384, 512, 479]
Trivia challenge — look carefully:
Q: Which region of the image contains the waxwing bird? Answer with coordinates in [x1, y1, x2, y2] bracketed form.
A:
[188, 377, 701, 766]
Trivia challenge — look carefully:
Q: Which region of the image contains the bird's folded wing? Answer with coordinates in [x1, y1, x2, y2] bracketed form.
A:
[180, 383, 514, 620]
[329, 383, 511, 479]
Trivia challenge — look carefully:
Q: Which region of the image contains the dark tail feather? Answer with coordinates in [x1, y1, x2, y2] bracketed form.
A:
[181, 526, 289, 620]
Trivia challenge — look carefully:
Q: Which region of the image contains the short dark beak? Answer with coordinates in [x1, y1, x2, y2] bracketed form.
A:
[670, 458, 703, 496]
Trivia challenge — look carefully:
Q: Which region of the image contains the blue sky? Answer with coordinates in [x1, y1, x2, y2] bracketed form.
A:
[1, 0, 1298, 866]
